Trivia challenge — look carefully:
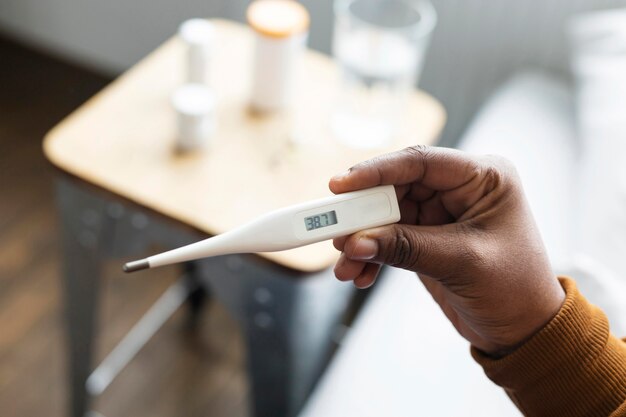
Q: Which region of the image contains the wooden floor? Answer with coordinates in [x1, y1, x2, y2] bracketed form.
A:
[0, 37, 248, 417]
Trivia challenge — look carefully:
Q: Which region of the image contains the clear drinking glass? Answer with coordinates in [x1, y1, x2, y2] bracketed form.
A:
[331, 0, 436, 149]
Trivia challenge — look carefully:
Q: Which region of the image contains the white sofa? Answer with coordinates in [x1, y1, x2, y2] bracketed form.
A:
[300, 5, 626, 413]
[298, 72, 567, 417]
[299, 61, 626, 415]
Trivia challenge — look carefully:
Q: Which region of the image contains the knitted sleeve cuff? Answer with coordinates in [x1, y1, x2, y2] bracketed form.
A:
[471, 277, 626, 417]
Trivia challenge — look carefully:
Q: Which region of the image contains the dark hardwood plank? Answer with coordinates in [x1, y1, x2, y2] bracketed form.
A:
[0, 35, 249, 417]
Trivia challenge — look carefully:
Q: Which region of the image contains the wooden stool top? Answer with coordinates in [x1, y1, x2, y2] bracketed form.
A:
[44, 19, 445, 272]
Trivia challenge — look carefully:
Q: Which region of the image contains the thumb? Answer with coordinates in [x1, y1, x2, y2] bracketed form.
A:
[344, 223, 469, 278]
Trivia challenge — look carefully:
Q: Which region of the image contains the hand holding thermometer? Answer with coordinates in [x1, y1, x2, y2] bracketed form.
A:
[123, 185, 400, 273]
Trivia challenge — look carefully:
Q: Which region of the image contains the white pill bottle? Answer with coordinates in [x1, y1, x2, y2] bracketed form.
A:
[247, 0, 310, 112]
[178, 18, 214, 84]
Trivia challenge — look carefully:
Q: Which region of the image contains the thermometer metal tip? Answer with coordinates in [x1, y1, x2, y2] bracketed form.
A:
[123, 259, 150, 273]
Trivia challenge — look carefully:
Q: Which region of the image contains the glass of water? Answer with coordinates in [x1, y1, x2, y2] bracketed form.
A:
[331, 0, 436, 149]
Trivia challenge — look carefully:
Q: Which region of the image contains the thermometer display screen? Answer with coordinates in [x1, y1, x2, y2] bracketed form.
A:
[304, 211, 338, 231]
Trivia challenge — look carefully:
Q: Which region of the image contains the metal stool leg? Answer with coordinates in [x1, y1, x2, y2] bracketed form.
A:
[183, 262, 209, 328]
[86, 278, 190, 396]
[57, 180, 106, 417]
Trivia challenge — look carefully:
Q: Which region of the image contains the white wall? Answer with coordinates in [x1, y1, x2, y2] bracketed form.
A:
[3, 0, 626, 144]
[0, 0, 224, 73]
[0, 0, 334, 75]
[421, 0, 626, 145]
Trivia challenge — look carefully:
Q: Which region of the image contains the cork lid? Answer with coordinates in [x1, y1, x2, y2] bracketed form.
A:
[247, 0, 310, 38]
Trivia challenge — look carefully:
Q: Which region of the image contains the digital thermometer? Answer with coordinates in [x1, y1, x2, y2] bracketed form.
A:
[123, 185, 400, 272]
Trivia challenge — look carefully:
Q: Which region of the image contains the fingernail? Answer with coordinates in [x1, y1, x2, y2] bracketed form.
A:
[351, 238, 378, 260]
[332, 169, 350, 181]
[354, 279, 374, 289]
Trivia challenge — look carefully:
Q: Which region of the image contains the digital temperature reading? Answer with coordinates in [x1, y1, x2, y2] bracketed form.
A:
[304, 210, 338, 231]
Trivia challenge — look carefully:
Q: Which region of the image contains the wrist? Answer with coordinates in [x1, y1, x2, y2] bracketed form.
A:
[478, 276, 566, 358]
[471, 277, 626, 417]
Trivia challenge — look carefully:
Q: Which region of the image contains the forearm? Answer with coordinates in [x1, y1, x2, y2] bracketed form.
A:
[472, 277, 626, 417]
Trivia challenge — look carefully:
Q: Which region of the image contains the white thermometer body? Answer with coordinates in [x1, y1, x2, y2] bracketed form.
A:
[123, 185, 400, 272]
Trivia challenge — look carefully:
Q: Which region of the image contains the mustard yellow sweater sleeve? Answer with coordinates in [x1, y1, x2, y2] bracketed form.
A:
[472, 277, 626, 417]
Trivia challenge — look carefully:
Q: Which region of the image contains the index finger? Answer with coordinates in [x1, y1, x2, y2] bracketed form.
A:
[329, 146, 481, 194]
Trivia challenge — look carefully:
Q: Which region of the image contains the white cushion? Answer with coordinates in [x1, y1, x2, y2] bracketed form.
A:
[299, 269, 520, 417]
[459, 71, 577, 272]
[460, 68, 626, 334]
[300, 68, 626, 416]
[567, 8, 626, 335]
[300, 73, 576, 417]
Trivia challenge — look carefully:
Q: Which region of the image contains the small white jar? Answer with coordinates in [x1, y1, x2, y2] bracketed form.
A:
[171, 84, 216, 152]
[179, 19, 214, 84]
[247, 0, 310, 112]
